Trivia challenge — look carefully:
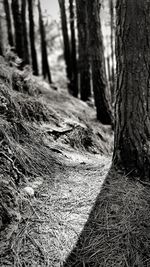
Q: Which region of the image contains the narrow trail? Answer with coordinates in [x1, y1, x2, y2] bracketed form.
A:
[24, 149, 111, 266]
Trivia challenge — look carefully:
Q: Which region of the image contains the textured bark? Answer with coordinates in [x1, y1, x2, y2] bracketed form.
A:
[38, 0, 52, 84]
[11, 0, 24, 59]
[28, 0, 38, 75]
[58, 0, 72, 92]
[69, 0, 78, 97]
[3, 0, 14, 47]
[109, 0, 115, 102]
[21, 0, 30, 64]
[113, 0, 150, 179]
[0, 16, 3, 55]
[76, 0, 91, 101]
[87, 0, 113, 125]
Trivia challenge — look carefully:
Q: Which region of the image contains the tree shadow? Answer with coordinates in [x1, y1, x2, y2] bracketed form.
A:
[63, 167, 150, 267]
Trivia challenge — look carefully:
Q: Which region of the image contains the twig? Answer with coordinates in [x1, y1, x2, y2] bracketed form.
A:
[26, 234, 46, 260]
[0, 151, 23, 184]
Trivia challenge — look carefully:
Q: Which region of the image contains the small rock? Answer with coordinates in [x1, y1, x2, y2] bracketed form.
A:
[23, 186, 34, 197]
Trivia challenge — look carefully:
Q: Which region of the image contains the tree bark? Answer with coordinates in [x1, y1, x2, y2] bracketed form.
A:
[113, 0, 150, 179]
[0, 16, 3, 55]
[38, 0, 52, 84]
[21, 0, 30, 64]
[87, 0, 113, 125]
[28, 0, 38, 75]
[11, 0, 24, 59]
[69, 0, 78, 97]
[76, 0, 91, 101]
[109, 0, 115, 103]
[58, 0, 72, 93]
[3, 0, 14, 47]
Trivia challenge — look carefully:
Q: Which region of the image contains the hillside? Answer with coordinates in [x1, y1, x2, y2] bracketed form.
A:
[0, 56, 113, 266]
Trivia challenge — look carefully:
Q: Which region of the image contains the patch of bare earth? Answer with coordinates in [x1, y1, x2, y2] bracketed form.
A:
[21, 151, 111, 266]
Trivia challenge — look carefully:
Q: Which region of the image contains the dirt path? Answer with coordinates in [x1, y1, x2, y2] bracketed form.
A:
[19, 148, 111, 267]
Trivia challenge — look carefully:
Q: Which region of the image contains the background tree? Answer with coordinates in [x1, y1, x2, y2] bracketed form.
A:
[113, 0, 150, 178]
[38, 0, 52, 84]
[58, 0, 72, 94]
[76, 0, 91, 101]
[3, 0, 14, 47]
[69, 0, 78, 97]
[87, 0, 113, 125]
[28, 0, 38, 75]
[0, 15, 3, 55]
[21, 0, 30, 65]
[11, 0, 24, 59]
[109, 0, 115, 103]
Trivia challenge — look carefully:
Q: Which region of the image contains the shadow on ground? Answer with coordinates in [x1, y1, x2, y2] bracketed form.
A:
[63, 167, 150, 267]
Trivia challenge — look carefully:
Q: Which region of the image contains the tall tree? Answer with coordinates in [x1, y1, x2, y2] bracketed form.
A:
[87, 0, 113, 125]
[109, 0, 115, 103]
[69, 0, 78, 97]
[11, 0, 24, 59]
[58, 0, 72, 93]
[3, 0, 14, 47]
[0, 16, 3, 56]
[76, 0, 91, 101]
[38, 0, 52, 84]
[21, 0, 30, 64]
[113, 0, 150, 178]
[28, 0, 38, 75]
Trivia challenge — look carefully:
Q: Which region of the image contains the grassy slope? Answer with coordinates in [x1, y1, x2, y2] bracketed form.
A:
[0, 57, 113, 266]
[1, 57, 149, 267]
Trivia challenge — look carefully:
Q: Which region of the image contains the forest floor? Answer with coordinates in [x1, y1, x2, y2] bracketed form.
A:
[1, 58, 150, 267]
[0, 58, 113, 266]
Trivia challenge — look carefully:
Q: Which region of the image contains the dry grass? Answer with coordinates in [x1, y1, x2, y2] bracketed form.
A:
[64, 169, 150, 267]
[1, 153, 111, 267]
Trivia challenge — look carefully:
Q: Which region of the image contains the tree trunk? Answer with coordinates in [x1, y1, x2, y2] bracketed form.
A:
[0, 16, 3, 55]
[109, 0, 115, 103]
[69, 0, 78, 97]
[87, 0, 113, 125]
[113, 0, 150, 179]
[58, 0, 72, 93]
[28, 0, 38, 75]
[21, 0, 30, 64]
[3, 0, 14, 47]
[76, 0, 91, 101]
[38, 0, 52, 84]
[11, 0, 24, 59]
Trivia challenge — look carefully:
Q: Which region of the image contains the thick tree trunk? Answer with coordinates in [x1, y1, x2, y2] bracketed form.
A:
[3, 0, 14, 47]
[113, 0, 150, 179]
[87, 0, 113, 125]
[21, 0, 30, 64]
[76, 0, 91, 101]
[69, 0, 78, 97]
[58, 0, 72, 93]
[11, 0, 24, 59]
[38, 0, 52, 84]
[28, 0, 38, 75]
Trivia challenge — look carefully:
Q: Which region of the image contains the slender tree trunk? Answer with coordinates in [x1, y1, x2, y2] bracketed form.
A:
[3, 0, 14, 47]
[58, 0, 72, 93]
[76, 0, 91, 101]
[106, 56, 111, 86]
[113, 0, 150, 179]
[21, 0, 30, 64]
[28, 0, 38, 75]
[109, 0, 115, 103]
[69, 0, 78, 97]
[38, 0, 52, 84]
[0, 15, 4, 55]
[11, 0, 24, 59]
[87, 0, 113, 125]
